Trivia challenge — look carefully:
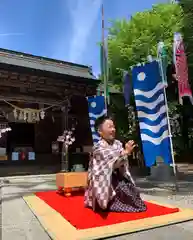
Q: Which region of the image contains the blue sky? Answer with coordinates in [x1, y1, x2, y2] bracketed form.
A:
[0, 0, 168, 76]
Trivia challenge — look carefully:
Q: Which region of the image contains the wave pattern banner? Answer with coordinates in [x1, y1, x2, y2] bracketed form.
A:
[132, 61, 172, 167]
[87, 96, 107, 144]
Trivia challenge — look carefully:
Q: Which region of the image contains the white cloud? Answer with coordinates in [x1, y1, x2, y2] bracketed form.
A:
[0, 33, 24, 49]
[0, 33, 24, 37]
[67, 0, 102, 63]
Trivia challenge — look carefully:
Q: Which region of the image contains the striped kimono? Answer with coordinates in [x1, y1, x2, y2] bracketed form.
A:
[84, 139, 146, 212]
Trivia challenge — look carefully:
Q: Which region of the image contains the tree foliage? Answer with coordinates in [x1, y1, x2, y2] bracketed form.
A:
[107, 3, 183, 87]
[180, 0, 193, 88]
[105, 3, 188, 152]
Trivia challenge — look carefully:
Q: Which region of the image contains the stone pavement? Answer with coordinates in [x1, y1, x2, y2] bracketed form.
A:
[1, 175, 193, 239]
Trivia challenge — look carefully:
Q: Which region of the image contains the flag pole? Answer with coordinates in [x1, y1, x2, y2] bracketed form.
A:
[163, 83, 179, 191]
[101, 3, 108, 114]
[156, 46, 179, 191]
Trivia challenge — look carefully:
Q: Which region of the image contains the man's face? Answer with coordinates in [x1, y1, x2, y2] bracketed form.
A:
[99, 119, 116, 141]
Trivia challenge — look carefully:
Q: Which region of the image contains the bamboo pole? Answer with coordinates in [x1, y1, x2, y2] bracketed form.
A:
[155, 51, 179, 191]
[101, 3, 108, 113]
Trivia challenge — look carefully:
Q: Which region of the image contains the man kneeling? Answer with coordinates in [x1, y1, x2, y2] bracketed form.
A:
[84, 116, 146, 212]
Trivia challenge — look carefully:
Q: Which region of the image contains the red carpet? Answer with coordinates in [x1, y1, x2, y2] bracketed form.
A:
[35, 191, 179, 230]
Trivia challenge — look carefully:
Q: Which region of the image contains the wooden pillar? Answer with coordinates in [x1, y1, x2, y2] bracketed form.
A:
[61, 101, 70, 171]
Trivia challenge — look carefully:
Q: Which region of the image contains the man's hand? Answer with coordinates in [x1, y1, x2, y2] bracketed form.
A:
[125, 140, 136, 155]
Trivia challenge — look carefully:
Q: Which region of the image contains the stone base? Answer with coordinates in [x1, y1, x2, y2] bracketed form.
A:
[56, 172, 88, 196]
[130, 166, 150, 177]
[149, 164, 178, 181]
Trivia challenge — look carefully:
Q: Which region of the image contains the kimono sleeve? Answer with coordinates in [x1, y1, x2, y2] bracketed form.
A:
[93, 146, 121, 167]
[92, 148, 117, 209]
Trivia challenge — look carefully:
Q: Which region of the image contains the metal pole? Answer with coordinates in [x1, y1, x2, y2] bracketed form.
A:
[101, 4, 108, 113]
[163, 87, 179, 191]
[157, 55, 179, 191]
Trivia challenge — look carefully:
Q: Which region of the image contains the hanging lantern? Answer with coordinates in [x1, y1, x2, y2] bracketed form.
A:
[23, 111, 27, 121]
[28, 112, 32, 123]
[36, 112, 40, 122]
[40, 110, 45, 119]
[32, 112, 36, 121]
[13, 109, 18, 119]
[18, 111, 23, 121]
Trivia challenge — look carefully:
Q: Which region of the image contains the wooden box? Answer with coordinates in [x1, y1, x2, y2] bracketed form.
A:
[56, 172, 88, 196]
[0, 155, 8, 161]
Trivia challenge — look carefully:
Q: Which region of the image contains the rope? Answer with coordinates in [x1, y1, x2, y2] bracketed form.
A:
[3, 99, 69, 112]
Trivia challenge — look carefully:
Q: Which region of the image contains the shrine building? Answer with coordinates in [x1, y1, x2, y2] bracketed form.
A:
[0, 48, 100, 176]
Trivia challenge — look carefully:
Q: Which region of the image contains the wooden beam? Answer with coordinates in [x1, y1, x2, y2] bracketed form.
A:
[0, 77, 62, 93]
[0, 67, 97, 103]
[0, 74, 95, 96]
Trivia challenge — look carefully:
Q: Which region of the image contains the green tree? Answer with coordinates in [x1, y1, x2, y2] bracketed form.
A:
[107, 3, 183, 88]
[180, 0, 193, 88]
[104, 3, 186, 155]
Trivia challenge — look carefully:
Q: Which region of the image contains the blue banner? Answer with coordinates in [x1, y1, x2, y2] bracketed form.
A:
[87, 96, 107, 144]
[132, 61, 172, 166]
[123, 71, 132, 106]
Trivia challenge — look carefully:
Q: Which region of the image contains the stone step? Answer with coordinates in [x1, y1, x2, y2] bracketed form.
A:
[177, 163, 193, 172]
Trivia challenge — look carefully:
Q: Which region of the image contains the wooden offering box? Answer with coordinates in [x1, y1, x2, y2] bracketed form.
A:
[56, 172, 88, 196]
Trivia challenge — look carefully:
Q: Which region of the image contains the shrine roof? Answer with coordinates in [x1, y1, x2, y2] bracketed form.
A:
[0, 48, 97, 81]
